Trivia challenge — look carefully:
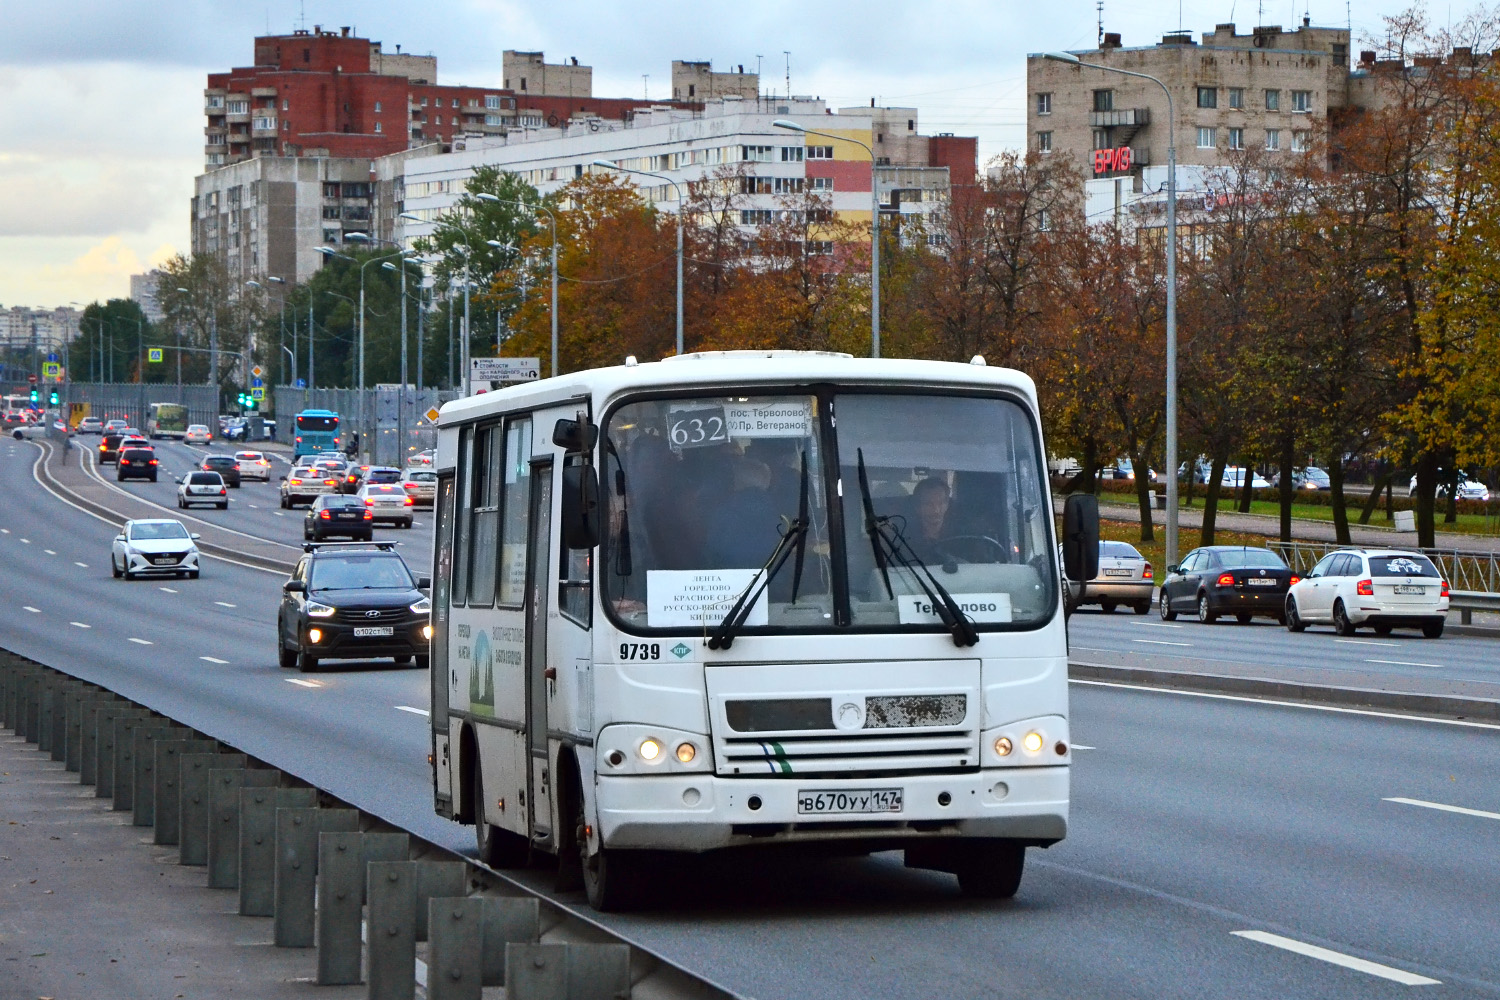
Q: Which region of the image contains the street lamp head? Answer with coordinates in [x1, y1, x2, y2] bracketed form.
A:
[592, 159, 620, 170]
[315, 246, 336, 256]
[486, 239, 507, 248]
[475, 193, 500, 203]
[175, 287, 190, 293]
[245, 280, 263, 289]
[772, 119, 806, 132]
[397, 212, 423, 222]
[345, 232, 371, 241]
[268, 276, 286, 284]
[382, 262, 397, 271]
[1041, 51, 1082, 64]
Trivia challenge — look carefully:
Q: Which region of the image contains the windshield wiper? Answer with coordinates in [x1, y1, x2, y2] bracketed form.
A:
[707, 454, 811, 650]
[856, 450, 979, 648]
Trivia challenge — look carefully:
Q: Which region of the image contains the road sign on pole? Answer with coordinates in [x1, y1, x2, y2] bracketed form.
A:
[42, 362, 61, 379]
[251, 365, 263, 379]
[148, 348, 164, 363]
[46, 352, 57, 363]
[251, 387, 265, 400]
[424, 406, 442, 425]
[468, 357, 540, 394]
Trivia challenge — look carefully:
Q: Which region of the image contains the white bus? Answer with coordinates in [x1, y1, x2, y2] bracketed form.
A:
[427, 351, 1097, 910]
[147, 402, 189, 440]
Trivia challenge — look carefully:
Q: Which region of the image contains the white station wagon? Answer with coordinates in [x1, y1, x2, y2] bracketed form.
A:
[1285, 549, 1449, 638]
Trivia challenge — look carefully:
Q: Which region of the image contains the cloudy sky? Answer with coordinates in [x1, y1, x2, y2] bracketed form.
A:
[1, 0, 1418, 309]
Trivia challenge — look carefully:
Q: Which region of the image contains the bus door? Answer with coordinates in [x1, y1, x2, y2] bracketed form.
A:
[431, 473, 456, 815]
[524, 457, 554, 846]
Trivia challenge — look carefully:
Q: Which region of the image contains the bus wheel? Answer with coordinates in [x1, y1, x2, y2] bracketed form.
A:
[575, 781, 644, 912]
[955, 841, 1026, 900]
[474, 764, 529, 869]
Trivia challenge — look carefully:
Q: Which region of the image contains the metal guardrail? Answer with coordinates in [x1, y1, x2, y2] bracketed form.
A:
[1267, 540, 1500, 624]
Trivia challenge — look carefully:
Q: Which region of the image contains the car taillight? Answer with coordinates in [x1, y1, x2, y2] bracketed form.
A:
[289, 478, 302, 485]
[219, 488, 227, 495]
[1356, 579, 1374, 596]
[149, 459, 158, 465]
[347, 475, 357, 483]
[364, 498, 375, 506]
[1441, 580, 1450, 598]
[1217, 573, 1236, 586]
[403, 497, 414, 506]
[99, 444, 107, 451]
[320, 510, 331, 519]
[1289, 575, 1300, 585]
[364, 511, 373, 520]
[1142, 563, 1153, 580]
[295, 436, 302, 442]
[324, 479, 337, 486]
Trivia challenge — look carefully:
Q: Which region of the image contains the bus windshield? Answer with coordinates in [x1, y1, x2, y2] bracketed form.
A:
[297, 414, 339, 432]
[601, 390, 1057, 635]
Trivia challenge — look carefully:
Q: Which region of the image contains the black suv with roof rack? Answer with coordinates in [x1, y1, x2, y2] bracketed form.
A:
[276, 541, 430, 673]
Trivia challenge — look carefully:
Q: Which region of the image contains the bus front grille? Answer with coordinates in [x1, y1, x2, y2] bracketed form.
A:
[718, 730, 976, 777]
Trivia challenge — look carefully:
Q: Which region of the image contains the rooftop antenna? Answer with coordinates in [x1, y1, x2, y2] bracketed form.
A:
[642, 74, 649, 100]
[784, 50, 791, 100]
[756, 54, 764, 108]
[297, 0, 306, 30]
[1098, 0, 1105, 43]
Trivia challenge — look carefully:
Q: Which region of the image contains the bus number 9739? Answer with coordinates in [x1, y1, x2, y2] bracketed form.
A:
[619, 643, 660, 661]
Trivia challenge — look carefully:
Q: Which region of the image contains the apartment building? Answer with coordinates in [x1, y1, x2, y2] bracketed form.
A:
[382, 98, 977, 251]
[672, 61, 759, 101]
[1027, 19, 1354, 185]
[129, 272, 167, 323]
[1, 306, 80, 356]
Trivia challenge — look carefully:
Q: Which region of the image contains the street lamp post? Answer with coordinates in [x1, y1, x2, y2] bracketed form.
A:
[593, 162, 684, 357]
[773, 119, 881, 358]
[317, 241, 409, 458]
[1043, 50, 1180, 568]
[382, 258, 418, 464]
[472, 194, 562, 376]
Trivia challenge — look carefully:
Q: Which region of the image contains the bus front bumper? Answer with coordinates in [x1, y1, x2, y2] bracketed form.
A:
[595, 767, 1067, 852]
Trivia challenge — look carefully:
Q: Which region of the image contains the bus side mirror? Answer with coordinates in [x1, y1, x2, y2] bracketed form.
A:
[560, 465, 601, 549]
[552, 416, 598, 452]
[1062, 493, 1100, 583]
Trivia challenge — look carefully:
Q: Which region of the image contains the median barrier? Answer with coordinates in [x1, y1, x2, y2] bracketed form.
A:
[0, 647, 743, 1000]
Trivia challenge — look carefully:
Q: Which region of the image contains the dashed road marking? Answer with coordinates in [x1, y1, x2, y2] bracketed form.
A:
[1070, 743, 1096, 750]
[285, 678, 323, 688]
[1367, 658, 1442, 669]
[395, 705, 430, 717]
[43, 549, 56, 555]
[74, 561, 88, 568]
[214, 601, 237, 608]
[1230, 930, 1440, 986]
[1131, 638, 1191, 647]
[23, 606, 41, 613]
[20, 538, 30, 544]
[1333, 638, 1398, 647]
[70, 621, 91, 629]
[159, 586, 178, 593]
[128, 638, 153, 645]
[1384, 796, 1500, 822]
[1129, 621, 1183, 628]
[200, 656, 229, 664]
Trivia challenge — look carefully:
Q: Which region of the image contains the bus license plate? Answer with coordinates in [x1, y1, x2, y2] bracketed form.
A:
[353, 626, 394, 638]
[797, 789, 903, 815]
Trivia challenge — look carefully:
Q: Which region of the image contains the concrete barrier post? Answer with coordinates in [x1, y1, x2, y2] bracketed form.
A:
[79, 698, 118, 785]
[425, 897, 483, 1000]
[366, 860, 418, 1000]
[272, 805, 359, 947]
[414, 861, 469, 942]
[315, 831, 410, 985]
[22, 668, 41, 743]
[179, 752, 247, 865]
[64, 685, 89, 772]
[0, 657, 14, 729]
[48, 678, 73, 761]
[153, 739, 216, 845]
[480, 897, 541, 987]
[504, 942, 631, 1000]
[132, 725, 181, 827]
[93, 705, 139, 798]
[110, 712, 154, 810]
[36, 674, 55, 753]
[238, 786, 316, 916]
[207, 767, 280, 890]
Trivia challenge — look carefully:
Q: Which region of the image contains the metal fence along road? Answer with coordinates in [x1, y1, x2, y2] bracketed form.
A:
[60, 384, 219, 434]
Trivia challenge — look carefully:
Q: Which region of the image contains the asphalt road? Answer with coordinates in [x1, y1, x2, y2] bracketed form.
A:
[6, 436, 1500, 999]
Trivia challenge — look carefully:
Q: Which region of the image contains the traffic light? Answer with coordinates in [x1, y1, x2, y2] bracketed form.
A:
[29, 388, 38, 404]
[245, 394, 258, 412]
[48, 390, 59, 406]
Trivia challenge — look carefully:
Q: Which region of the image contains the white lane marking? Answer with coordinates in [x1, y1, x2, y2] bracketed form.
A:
[1129, 621, 1184, 629]
[395, 705, 430, 717]
[1366, 658, 1442, 669]
[1131, 638, 1192, 647]
[1070, 743, 1096, 750]
[248, 504, 258, 508]
[128, 637, 153, 645]
[200, 656, 229, 664]
[1333, 638, 1399, 647]
[159, 586, 178, 593]
[1230, 930, 1440, 986]
[70, 621, 91, 629]
[0, 528, 8, 533]
[214, 601, 237, 608]
[19, 538, 30, 544]
[285, 678, 323, 688]
[43, 548, 56, 555]
[1070, 677, 1500, 731]
[23, 606, 41, 613]
[274, 512, 284, 517]
[1071, 646, 1113, 653]
[1383, 797, 1500, 822]
[74, 561, 88, 568]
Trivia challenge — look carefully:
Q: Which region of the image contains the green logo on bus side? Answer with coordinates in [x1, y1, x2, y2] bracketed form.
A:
[670, 643, 691, 659]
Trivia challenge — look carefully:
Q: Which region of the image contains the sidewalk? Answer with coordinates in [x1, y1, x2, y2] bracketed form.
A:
[0, 733, 364, 998]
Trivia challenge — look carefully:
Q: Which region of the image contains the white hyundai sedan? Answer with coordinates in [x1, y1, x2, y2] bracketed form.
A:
[112, 519, 201, 580]
[184, 424, 213, 445]
[234, 450, 273, 481]
[1285, 548, 1449, 638]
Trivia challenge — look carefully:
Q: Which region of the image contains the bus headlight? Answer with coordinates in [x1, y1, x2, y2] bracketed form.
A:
[675, 742, 696, 764]
[1023, 731, 1045, 754]
[638, 738, 662, 762]
[597, 725, 710, 774]
[994, 736, 1013, 757]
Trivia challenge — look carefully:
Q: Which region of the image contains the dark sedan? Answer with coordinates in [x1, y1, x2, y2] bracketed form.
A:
[116, 446, 159, 482]
[304, 494, 374, 541]
[1159, 545, 1296, 624]
[201, 454, 242, 487]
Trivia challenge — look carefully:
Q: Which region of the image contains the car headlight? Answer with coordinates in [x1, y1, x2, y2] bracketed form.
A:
[409, 597, 431, 614]
[305, 601, 336, 618]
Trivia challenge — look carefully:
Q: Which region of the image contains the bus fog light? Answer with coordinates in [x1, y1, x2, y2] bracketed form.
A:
[308, 628, 323, 643]
[675, 742, 696, 764]
[991, 782, 1010, 800]
[1055, 741, 1068, 756]
[605, 749, 625, 767]
[1023, 731, 1045, 753]
[638, 738, 661, 762]
[994, 736, 1013, 757]
[682, 787, 701, 806]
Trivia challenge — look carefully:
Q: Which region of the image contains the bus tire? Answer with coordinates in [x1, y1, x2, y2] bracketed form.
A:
[474, 762, 529, 869]
[955, 841, 1026, 899]
[577, 782, 646, 912]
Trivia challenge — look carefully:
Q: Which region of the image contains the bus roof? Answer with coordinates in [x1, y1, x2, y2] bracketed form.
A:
[296, 408, 340, 417]
[436, 352, 1038, 428]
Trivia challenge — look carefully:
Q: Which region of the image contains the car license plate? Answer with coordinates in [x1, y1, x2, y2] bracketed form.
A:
[336, 512, 357, 520]
[353, 626, 394, 638]
[152, 557, 176, 565]
[1103, 568, 1132, 577]
[1393, 585, 1426, 595]
[797, 788, 903, 815]
[1247, 578, 1277, 587]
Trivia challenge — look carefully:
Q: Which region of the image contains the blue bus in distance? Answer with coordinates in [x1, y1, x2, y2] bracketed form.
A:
[293, 409, 341, 459]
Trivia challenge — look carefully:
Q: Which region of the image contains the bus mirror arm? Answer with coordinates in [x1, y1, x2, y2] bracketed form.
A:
[561, 465, 601, 549]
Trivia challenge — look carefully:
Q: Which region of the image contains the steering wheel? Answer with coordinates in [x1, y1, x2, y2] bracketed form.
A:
[933, 534, 1007, 563]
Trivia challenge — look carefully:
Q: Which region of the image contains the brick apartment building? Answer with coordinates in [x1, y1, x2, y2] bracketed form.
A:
[203, 27, 704, 170]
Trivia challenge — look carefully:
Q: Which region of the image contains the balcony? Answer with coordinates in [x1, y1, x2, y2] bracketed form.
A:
[1090, 108, 1150, 128]
[251, 87, 277, 98]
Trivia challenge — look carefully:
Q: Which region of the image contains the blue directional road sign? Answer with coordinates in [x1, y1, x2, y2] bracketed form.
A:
[251, 376, 263, 388]
[295, 378, 307, 388]
[47, 352, 58, 363]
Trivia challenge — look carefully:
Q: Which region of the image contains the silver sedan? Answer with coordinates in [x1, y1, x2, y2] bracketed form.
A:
[1065, 540, 1155, 614]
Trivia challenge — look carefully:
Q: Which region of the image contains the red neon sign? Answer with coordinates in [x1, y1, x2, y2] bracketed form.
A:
[1092, 146, 1133, 174]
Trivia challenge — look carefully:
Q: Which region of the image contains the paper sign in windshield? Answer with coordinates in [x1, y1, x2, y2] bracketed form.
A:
[648, 569, 767, 627]
[897, 593, 1013, 625]
[724, 399, 811, 439]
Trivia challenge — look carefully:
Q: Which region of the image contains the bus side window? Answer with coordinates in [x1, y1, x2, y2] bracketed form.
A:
[559, 456, 591, 628]
[452, 426, 472, 607]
